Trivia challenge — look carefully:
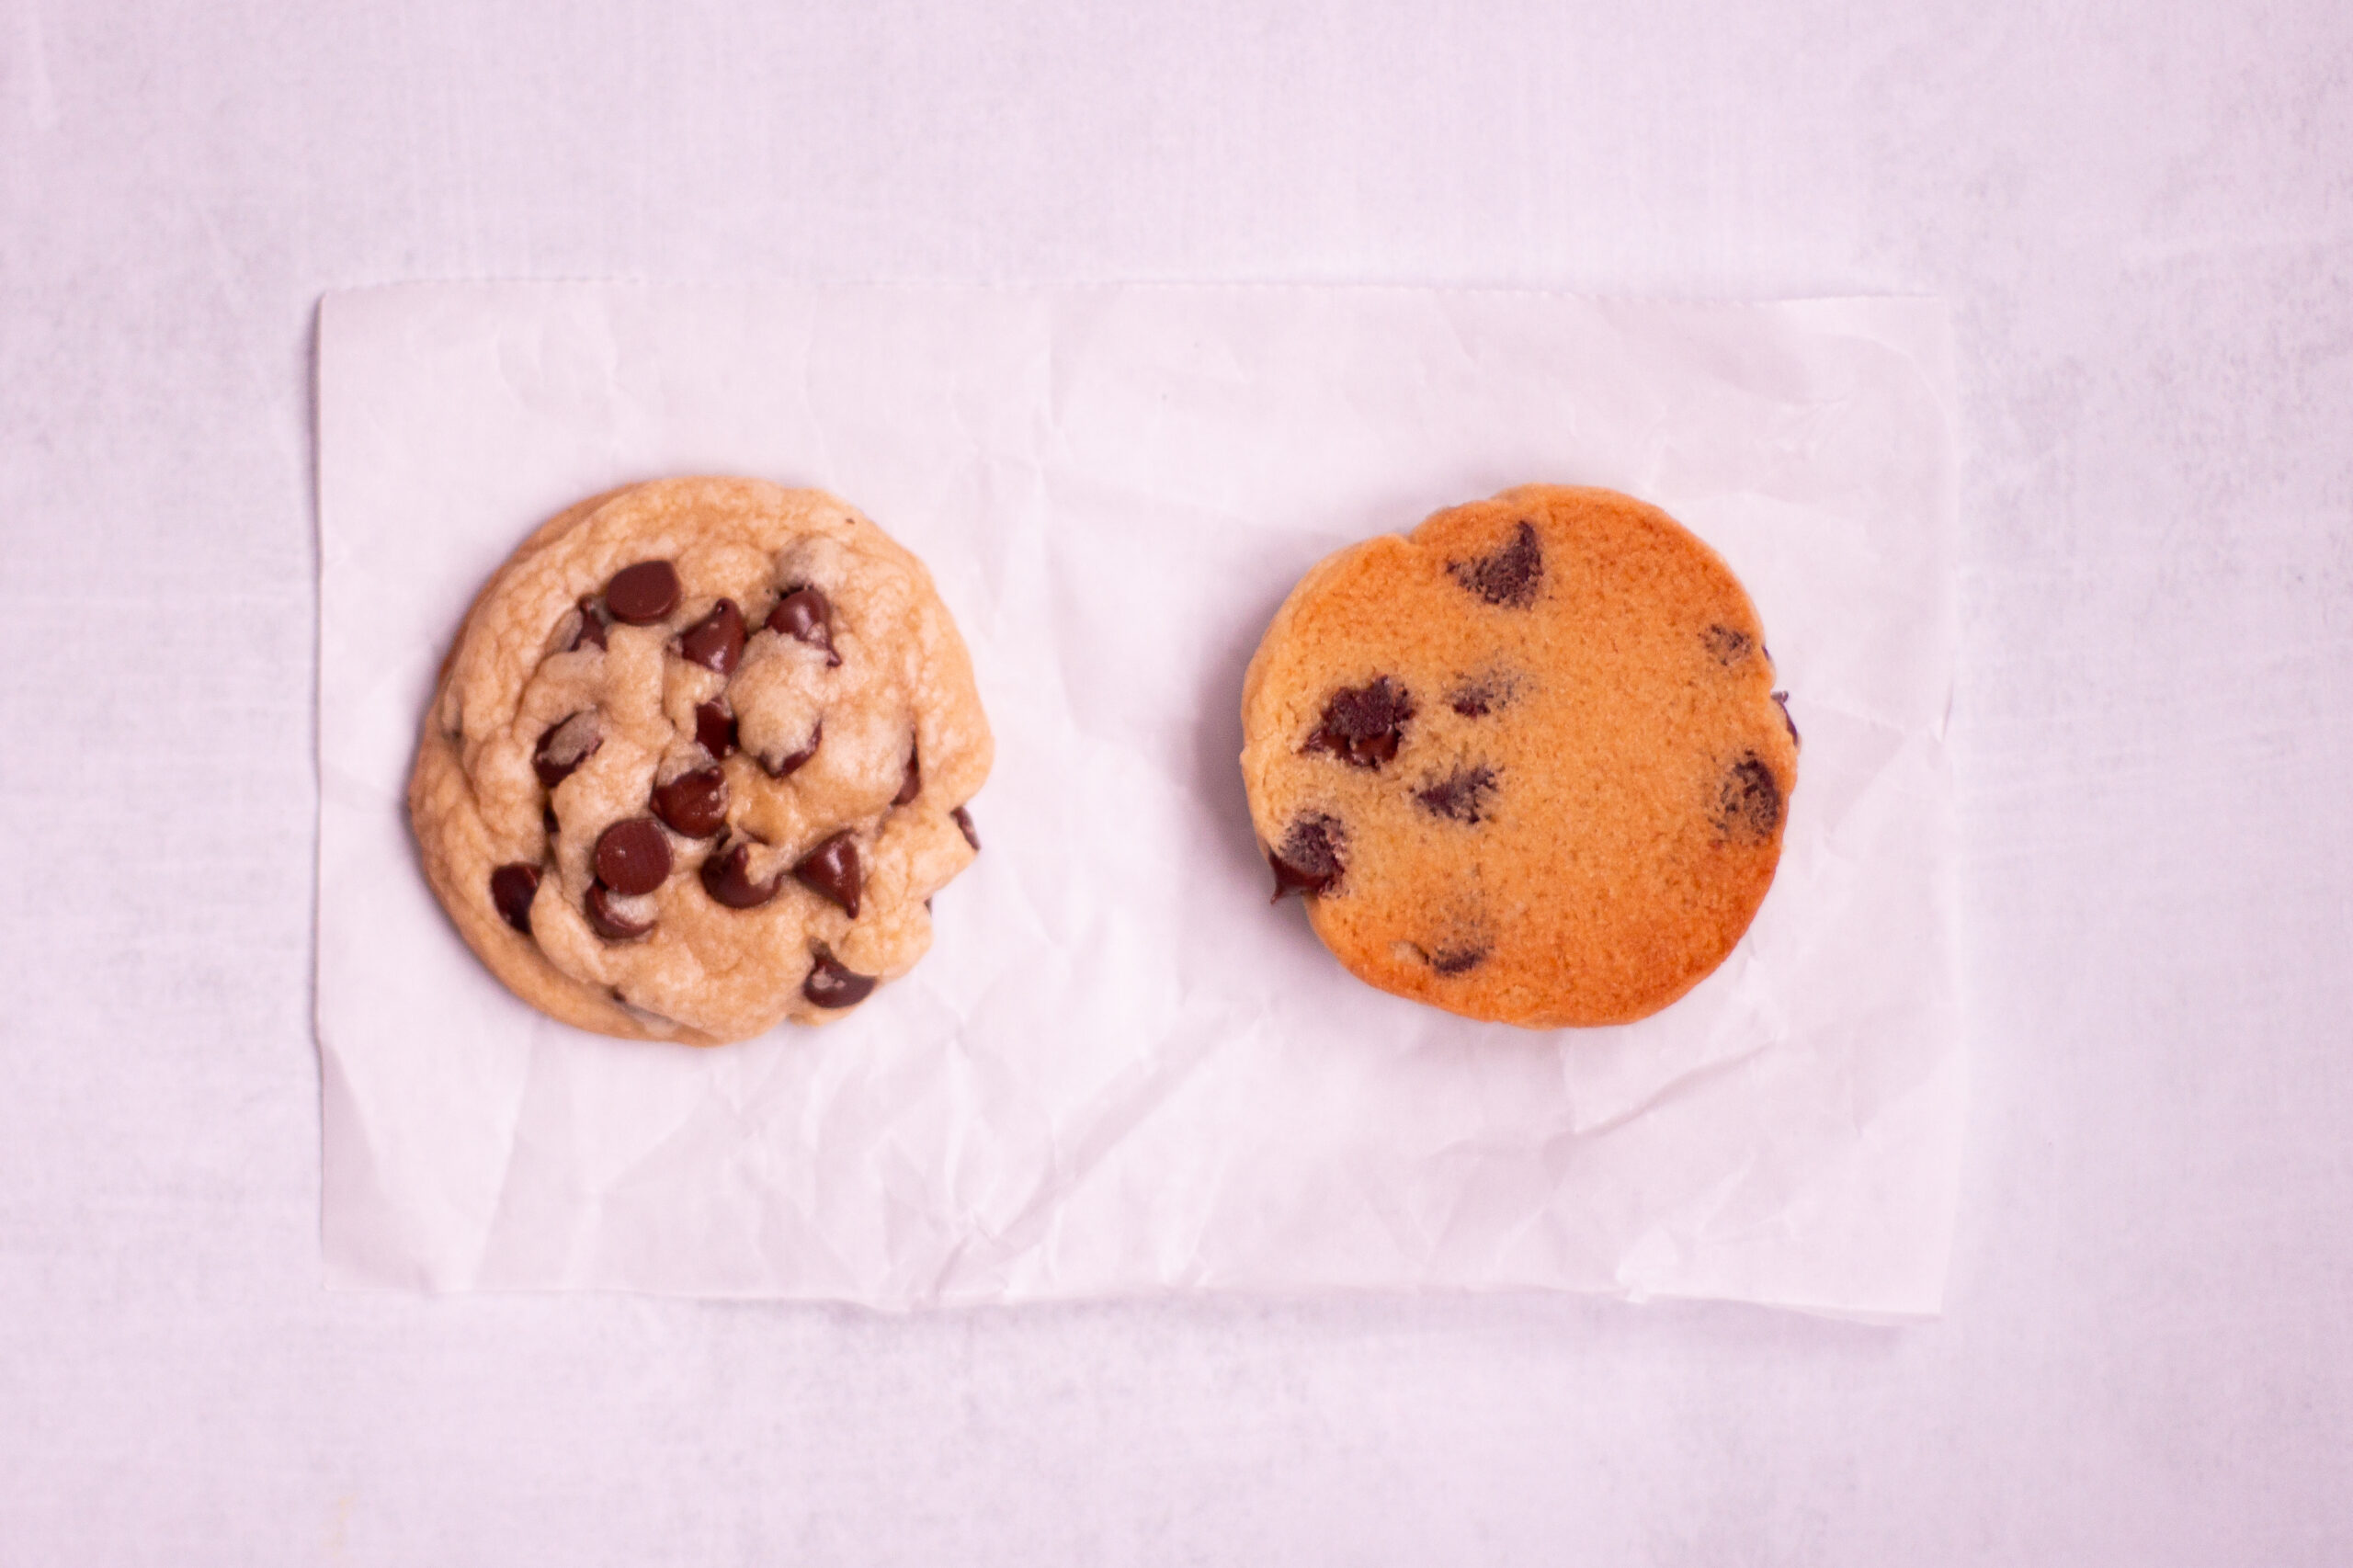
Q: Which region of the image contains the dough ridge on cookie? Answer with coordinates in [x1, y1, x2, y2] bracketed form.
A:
[1240, 484, 1796, 1028]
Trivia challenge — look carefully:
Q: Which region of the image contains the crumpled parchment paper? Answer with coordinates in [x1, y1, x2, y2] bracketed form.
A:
[317, 283, 1961, 1318]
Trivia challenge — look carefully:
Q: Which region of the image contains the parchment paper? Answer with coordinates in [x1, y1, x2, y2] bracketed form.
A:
[317, 283, 1961, 1318]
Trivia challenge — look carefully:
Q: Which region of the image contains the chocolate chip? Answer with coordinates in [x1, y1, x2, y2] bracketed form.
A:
[792, 832, 862, 917]
[1449, 519, 1543, 608]
[489, 863, 540, 934]
[594, 817, 672, 895]
[533, 710, 602, 789]
[761, 719, 821, 778]
[569, 597, 608, 652]
[585, 881, 654, 941]
[767, 585, 840, 665]
[1448, 682, 1494, 718]
[893, 743, 921, 806]
[1415, 765, 1497, 824]
[1718, 754, 1785, 845]
[1773, 690, 1800, 746]
[676, 597, 746, 674]
[605, 560, 681, 625]
[1705, 624, 1754, 664]
[694, 700, 736, 759]
[701, 838, 785, 909]
[1268, 813, 1345, 901]
[1429, 945, 1488, 976]
[951, 805, 979, 850]
[651, 767, 728, 838]
[1302, 677, 1414, 769]
[802, 947, 876, 1009]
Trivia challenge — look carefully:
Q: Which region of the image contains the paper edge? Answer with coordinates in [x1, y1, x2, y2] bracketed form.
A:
[309, 283, 1970, 1316]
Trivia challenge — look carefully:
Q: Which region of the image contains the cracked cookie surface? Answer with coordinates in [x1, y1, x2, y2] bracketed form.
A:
[410, 477, 992, 1044]
[1239, 484, 1796, 1028]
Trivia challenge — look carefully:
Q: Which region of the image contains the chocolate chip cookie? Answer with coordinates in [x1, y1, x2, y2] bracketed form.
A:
[1240, 485, 1796, 1028]
[409, 478, 992, 1044]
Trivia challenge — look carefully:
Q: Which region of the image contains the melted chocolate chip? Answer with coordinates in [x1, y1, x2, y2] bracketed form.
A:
[569, 597, 608, 653]
[676, 597, 746, 674]
[1268, 814, 1345, 901]
[1705, 624, 1754, 664]
[533, 710, 602, 789]
[489, 863, 540, 934]
[894, 744, 921, 806]
[761, 719, 821, 778]
[585, 881, 654, 941]
[651, 767, 728, 838]
[694, 700, 736, 759]
[767, 585, 840, 665]
[1449, 519, 1543, 608]
[604, 560, 681, 625]
[792, 832, 862, 917]
[951, 805, 979, 850]
[1429, 945, 1488, 976]
[701, 839, 785, 909]
[1302, 677, 1415, 769]
[1415, 765, 1498, 824]
[594, 817, 672, 896]
[1448, 681, 1494, 718]
[802, 948, 876, 1009]
[1773, 690, 1800, 746]
[1718, 754, 1785, 845]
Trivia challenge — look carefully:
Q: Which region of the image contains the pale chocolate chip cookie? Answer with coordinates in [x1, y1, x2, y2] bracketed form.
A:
[1239, 484, 1796, 1028]
[409, 478, 992, 1044]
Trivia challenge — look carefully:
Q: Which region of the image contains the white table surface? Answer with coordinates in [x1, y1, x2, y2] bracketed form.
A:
[3, 1, 2347, 1562]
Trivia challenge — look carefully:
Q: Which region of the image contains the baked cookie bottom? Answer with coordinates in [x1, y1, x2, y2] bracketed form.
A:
[1240, 484, 1797, 1028]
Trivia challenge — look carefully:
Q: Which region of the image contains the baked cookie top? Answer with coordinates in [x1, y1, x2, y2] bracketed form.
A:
[1239, 484, 1797, 1028]
[409, 477, 991, 1044]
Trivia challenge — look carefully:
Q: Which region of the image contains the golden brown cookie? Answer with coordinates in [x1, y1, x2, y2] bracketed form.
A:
[1239, 484, 1796, 1028]
[409, 477, 992, 1044]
